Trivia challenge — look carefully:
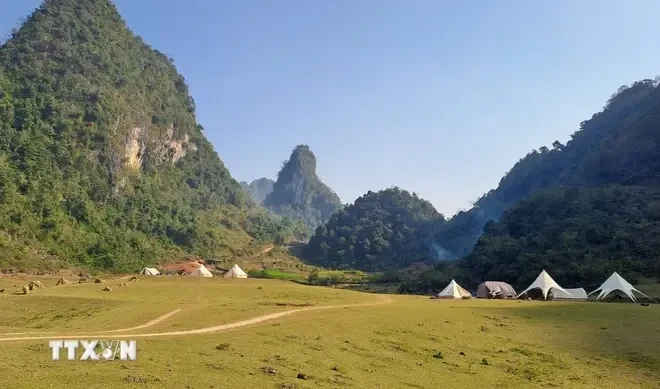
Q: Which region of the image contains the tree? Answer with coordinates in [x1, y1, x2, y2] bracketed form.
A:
[307, 269, 320, 284]
[552, 141, 563, 151]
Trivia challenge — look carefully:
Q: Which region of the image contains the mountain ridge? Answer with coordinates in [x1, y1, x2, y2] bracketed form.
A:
[433, 78, 660, 258]
[0, 0, 294, 271]
[302, 77, 660, 286]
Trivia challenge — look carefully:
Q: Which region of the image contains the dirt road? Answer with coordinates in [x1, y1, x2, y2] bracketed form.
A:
[0, 295, 392, 342]
[0, 308, 182, 336]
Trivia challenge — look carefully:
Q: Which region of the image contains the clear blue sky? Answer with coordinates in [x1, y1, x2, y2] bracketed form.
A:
[3, 1, 660, 216]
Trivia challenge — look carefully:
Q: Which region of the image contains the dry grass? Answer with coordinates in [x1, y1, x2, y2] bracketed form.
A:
[0, 276, 658, 388]
[0, 275, 373, 333]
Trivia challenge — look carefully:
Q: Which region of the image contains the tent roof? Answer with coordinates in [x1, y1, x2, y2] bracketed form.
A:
[230, 264, 246, 275]
[476, 281, 517, 297]
[190, 264, 213, 277]
[478, 281, 516, 296]
[437, 279, 471, 299]
[553, 287, 587, 300]
[225, 264, 247, 277]
[140, 267, 160, 275]
[588, 272, 650, 302]
[517, 270, 576, 300]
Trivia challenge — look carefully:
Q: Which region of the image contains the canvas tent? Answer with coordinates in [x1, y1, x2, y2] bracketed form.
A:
[139, 267, 160, 276]
[552, 287, 588, 300]
[189, 264, 213, 277]
[588, 272, 652, 302]
[224, 264, 248, 278]
[476, 281, 517, 299]
[517, 270, 576, 300]
[437, 279, 471, 299]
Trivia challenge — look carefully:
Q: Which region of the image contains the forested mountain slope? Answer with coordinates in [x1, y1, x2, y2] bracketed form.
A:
[398, 80, 660, 293]
[434, 79, 660, 258]
[459, 186, 660, 290]
[304, 187, 444, 271]
[304, 78, 660, 277]
[0, 0, 294, 271]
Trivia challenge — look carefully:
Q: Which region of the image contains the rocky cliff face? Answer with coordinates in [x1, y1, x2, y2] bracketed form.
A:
[124, 125, 197, 171]
[263, 145, 342, 232]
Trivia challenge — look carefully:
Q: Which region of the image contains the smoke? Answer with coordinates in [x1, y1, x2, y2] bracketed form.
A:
[430, 241, 453, 261]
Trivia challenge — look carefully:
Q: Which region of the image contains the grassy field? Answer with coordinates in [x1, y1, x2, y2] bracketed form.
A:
[0, 275, 658, 388]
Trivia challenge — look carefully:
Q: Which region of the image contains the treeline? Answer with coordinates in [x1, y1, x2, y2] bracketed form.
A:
[400, 186, 660, 294]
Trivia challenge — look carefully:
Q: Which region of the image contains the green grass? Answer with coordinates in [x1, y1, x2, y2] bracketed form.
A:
[0, 276, 658, 388]
[638, 282, 660, 297]
[0, 275, 374, 333]
[250, 269, 306, 281]
[318, 269, 369, 282]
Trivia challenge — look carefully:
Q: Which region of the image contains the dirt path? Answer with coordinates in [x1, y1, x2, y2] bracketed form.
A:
[101, 308, 182, 333]
[0, 295, 392, 342]
[0, 308, 182, 336]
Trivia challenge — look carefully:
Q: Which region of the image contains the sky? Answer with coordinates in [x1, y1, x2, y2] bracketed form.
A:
[3, 1, 660, 216]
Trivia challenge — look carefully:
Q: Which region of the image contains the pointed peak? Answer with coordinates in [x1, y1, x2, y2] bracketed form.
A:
[286, 144, 317, 176]
[15, 0, 125, 37]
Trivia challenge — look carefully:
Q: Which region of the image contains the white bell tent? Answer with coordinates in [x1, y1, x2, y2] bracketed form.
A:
[517, 270, 576, 300]
[588, 272, 651, 302]
[437, 279, 471, 299]
[189, 264, 213, 277]
[224, 264, 248, 278]
[139, 267, 160, 276]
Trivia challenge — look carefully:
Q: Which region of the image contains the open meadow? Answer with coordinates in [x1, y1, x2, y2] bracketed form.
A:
[0, 275, 658, 389]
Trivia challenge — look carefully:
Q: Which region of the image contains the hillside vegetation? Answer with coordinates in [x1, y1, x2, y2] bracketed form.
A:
[303, 78, 660, 284]
[459, 186, 660, 289]
[263, 145, 342, 234]
[304, 187, 444, 271]
[434, 78, 660, 258]
[0, 0, 296, 272]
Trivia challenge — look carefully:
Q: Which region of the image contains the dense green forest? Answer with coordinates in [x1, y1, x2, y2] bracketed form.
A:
[304, 188, 445, 271]
[400, 186, 660, 294]
[459, 186, 660, 287]
[263, 145, 342, 234]
[0, 0, 298, 271]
